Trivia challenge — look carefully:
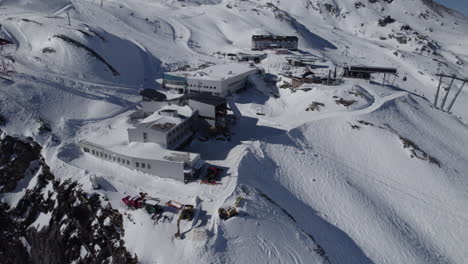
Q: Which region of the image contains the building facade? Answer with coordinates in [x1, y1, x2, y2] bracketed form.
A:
[187, 93, 228, 129]
[162, 63, 258, 97]
[252, 35, 299, 51]
[128, 105, 197, 150]
[79, 141, 202, 182]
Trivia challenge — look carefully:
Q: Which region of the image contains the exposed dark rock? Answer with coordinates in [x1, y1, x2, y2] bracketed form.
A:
[335, 98, 356, 107]
[399, 136, 441, 167]
[378, 16, 396, 27]
[41, 47, 56, 53]
[354, 2, 366, 9]
[0, 114, 7, 126]
[0, 132, 137, 264]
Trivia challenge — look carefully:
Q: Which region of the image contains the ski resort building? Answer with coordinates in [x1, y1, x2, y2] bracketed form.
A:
[140, 89, 229, 129]
[251, 35, 299, 51]
[128, 105, 197, 150]
[187, 93, 228, 129]
[236, 52, 267, 63]
[343, 66, 397, 79]
[78, 90, 235, 181]
[79, 140, 202, 182]
[162, 63, 258, 97]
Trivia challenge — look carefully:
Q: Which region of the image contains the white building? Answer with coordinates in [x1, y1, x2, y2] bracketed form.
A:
[78, 90, 234, 182]
[162, 63, 258, 97]
[128, 105, 197, 150]
[79, 140, 202, 182]
[252, 35, 299, 51]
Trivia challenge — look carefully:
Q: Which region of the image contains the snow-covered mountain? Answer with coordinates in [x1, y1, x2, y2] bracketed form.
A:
[1, 0, 467, 263]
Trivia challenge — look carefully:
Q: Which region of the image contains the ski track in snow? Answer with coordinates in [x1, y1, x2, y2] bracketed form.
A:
[1, 0, 468, 263]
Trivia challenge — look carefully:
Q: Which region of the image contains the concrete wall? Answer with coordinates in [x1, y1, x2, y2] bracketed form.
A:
[128, 126, 168, 147]
[187, 100, 215, 119]
[188, 100, 216, 127]
[128, 111, 198, 150]
[166, 113, 197, 150]
[142, 101, 168, 115]
[220, 68, 258, 96]
[79, 142, 191, 181]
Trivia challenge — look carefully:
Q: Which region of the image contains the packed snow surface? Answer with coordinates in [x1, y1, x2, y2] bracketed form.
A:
[1, 0, 468, 263]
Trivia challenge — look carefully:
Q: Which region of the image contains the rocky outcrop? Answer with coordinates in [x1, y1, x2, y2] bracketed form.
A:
[0, 130, 137, 264]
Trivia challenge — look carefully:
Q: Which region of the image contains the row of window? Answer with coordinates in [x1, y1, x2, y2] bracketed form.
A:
[165, 80, 186, 86]
[83, 147, 151, 170]
[189, 90, 220, 96]
[254, 40, 297, 43]
[135, 162, 150, 169]
[188, 84, 217, 89]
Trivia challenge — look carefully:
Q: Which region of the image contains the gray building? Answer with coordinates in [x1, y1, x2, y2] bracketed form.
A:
[128, 105, 197, 150]
[252, 35, 299, 51]
[140, 89, 229, 130]
[236, 52, 267, 63]
[79, 141, 202, 182]
[187, 93, 228, 129]
[162, 63, 258, 97]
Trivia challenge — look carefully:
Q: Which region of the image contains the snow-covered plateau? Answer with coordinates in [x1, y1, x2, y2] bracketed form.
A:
[1, 0, 467, 263]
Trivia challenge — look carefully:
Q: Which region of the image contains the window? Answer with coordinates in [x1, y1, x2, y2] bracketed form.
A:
[136, 162, 140, 168]
[142, 163, 146, 168]
[100, 152, 103, 157]
[84, 148, 89, 152]
[147, 164, 151, 169]
[127, 160, 130, 165]
[118, 158, 121, 163]
[113, 156, 116, 161]
[92, 150, 95, 155]
[143, 132, 148, 140]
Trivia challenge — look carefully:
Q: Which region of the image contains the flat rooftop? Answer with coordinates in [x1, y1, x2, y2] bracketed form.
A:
[165, 63, 258, 81]
[136, 105, 194, 132]
[83, 140, 199, 163]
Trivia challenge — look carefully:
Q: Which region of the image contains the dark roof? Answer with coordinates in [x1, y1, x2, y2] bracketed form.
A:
[186, 93, 226, 106]
[350, 66, 397, 74]
[252, 35, 298, 41]
[139, 89, 167, 101]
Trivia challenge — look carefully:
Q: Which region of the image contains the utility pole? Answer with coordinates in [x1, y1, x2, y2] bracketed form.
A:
[440, 76, 455, 110]
[66, 11, 71, 26]
[434, 75, 443, 108]
[447, 81, 466, 113]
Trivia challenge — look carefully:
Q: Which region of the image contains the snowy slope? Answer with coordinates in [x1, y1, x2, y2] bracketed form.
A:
[1, 0, 468, 263]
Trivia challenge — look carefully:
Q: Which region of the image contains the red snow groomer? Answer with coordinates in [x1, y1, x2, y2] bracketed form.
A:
[201, 166, 221, 185]
[122, 192, 147, 209]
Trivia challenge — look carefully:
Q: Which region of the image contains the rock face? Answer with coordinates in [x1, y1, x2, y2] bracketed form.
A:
[0, 130, 138, 264]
